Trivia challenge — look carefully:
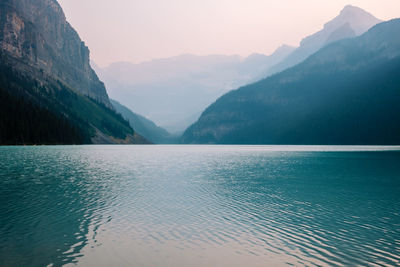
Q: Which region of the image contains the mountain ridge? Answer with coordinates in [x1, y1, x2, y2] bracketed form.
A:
[182, 19, 400, 145]
[265, 5, 382, 78]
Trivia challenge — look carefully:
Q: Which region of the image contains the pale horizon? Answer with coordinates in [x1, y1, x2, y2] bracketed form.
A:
[58, 0, 400, 66]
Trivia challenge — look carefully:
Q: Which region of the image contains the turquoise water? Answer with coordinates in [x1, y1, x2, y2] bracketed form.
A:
[1, 145, 400, 266]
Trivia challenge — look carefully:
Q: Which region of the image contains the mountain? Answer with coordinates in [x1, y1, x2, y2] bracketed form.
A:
[0, 0, 147, 144]
[182, 19, 400, 145]
[264, 5, 382, 78]
[96, 5, 380, 134]
[94, 46, 295, 133]
[111, 100, 177, 144]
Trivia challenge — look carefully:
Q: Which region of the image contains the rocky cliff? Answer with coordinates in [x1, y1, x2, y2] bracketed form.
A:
[0, 0, 110, 106]
[0, 0, 149, 144]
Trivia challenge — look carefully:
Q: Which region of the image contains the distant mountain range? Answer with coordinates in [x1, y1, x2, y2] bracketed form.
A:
[182, 19, 400, 144]
[93, 47, 295, 133]
[0, 0, 148, 144]
[95, 5, 381, 134]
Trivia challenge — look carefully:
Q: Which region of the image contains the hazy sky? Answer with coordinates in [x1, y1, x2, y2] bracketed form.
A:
[58, 0, 400, 66]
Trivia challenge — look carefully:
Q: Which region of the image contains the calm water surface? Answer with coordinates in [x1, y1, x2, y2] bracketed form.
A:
[1, 145, 400, 266]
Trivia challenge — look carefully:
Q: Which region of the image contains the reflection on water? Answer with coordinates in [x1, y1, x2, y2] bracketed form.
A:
[1, 145, 400, 266]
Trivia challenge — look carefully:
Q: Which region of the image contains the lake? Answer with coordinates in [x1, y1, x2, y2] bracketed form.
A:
[1, 145, 400, 266]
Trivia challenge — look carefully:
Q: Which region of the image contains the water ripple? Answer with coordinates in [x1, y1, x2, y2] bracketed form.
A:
[0, 146, 400, 266]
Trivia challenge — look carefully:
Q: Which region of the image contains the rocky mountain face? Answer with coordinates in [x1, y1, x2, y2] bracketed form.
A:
[265, 5, 382, 77]
[0, 0, 110, 106]
[182, 19, 400, 145]
[94, 46, 295, 133]
[0, 0, 147, 144]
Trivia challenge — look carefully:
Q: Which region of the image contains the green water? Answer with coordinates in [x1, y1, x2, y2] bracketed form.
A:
[1, 145, 400, 266]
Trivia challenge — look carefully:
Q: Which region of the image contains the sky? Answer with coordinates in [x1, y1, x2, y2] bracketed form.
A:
[58, 0, 400, 67]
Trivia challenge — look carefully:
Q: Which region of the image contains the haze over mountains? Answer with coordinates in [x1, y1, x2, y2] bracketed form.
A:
[95, 5, 382, 134]
[182, 19, 400, 144]
[94, 46, 295, 133]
